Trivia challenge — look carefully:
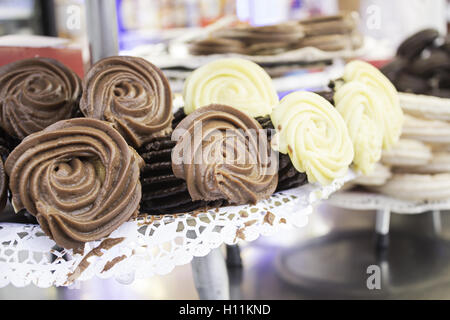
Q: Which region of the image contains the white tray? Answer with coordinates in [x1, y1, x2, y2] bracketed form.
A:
[0, 171, 355, 288]
[328, 190, 450, 214]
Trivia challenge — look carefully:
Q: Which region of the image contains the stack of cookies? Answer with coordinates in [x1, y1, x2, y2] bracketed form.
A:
[295, 12, 363, 52]
[189, 12, 363, 56]
[381, 29, 450, 98]
[352, 102, 450, 201]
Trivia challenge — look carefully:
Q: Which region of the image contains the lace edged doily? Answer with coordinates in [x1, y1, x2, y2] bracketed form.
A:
[0, 171, 355, 288]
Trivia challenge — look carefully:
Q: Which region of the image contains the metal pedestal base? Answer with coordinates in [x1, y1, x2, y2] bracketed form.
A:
[275, 230, 450, 299]
[375, 209, 442, 249]
[191, 248, 230, 300]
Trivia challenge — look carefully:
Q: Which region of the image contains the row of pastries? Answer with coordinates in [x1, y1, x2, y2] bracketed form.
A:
[0, 55, 403, 249]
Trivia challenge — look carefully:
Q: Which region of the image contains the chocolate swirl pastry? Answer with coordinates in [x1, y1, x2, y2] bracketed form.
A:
[80, 56, 173, 148]
[139, 136, 228, 215]
[0, 58, 81, 140]
[172, 104, 278, 205]
[5, 118, 143, 249]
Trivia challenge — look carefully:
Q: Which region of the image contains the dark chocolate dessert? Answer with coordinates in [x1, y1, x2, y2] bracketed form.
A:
[5, 118, 143, 249]
[381, 28, 450, 98]
[80, 56, 173, 148]
[0, 57, 82, 140]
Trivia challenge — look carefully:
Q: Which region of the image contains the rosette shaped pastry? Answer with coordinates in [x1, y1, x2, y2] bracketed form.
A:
[0, 58, 81, 140]
[171, 104, 278, 204]
[334, 81, 383, 174]
[5, 118, 143, 249]
[342, 60, 403, 149]
[271, 91, 354, 185]
[80, 56, 173, 148]
[183, 58, 279, 117]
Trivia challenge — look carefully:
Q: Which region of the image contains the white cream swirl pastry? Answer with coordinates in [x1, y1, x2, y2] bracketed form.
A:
[343, 60, 403, 149]
[271, 91, 354, 185]
[183, 58, 279, 117]
[334, 81, 383, 174]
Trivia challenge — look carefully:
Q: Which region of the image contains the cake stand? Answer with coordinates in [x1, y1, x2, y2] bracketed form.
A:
[0, 1, 360, 299]
[327, 191, 449, 248]
[0, 171, 356, 299]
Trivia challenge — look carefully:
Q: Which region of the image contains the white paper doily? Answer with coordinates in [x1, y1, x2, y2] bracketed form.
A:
[0, 171, 355, 288]
[328, 190, 450, 214]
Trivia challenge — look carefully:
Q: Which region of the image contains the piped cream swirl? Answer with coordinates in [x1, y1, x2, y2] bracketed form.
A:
[0, 58, 81, 140]
[183, 58, 279, 117]
[342, 60, 403, 149]
[5, 118, 143, 249]
[80, 56, 173, 148]
[271, 91, 354, 185]
[171, 104, 278, 204]
[334, 81, 383, 174]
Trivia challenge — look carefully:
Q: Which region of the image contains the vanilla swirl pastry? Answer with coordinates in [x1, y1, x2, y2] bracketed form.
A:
[183, 58, 279, 118]
[80, 56, 173, 148]
[271, 91, 354, 185]
[5, 118, 143, 249]
[171, 104, 278, 204]
[342, 60, 403, 149]
[0, 58, 81, 140]
[334, 81, 383, 174]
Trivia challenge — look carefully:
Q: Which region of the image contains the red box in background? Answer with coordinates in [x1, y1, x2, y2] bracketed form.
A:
[0, 46, 84, 78]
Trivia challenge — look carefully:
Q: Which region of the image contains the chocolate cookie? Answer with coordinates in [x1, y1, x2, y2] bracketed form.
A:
[409, 49, 450, 77]
[172, 108, 186, 130]
[427, 87, 450, 98]
[138, 135, 227, 215]
[433, 71, 450, 89]
[212, 23, 304, 47]
[172, 104, 278, 204]
[380, 57, 408, 83]
[296, 33, 362, 51]
[171, 107, 309, 195]
[397, 28, 440, 60]
[0, 126, 19, 161]
[5, 118, 143, 249]
[255, 115, 308, 191]
[395, 72, 431, 94]
[189, 38, 247, 55]
[438, 34, 450, 54]
[300, 12, 357, 37]
[80, 56, 173, 148]
[247, 41, 294, 56]
[0, 58, 82, 140]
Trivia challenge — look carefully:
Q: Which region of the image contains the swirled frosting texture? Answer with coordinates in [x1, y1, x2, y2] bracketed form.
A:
[271, 91, 354, 185]
[171, 104, 278, 204]
[342, 60, 403, 149]
[5, 118, 143, 249]
[334, 81, 383, 174]
[80, 56, 173, 148]
[0, 58, 81, 140]
[183, 58, 279, 117]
